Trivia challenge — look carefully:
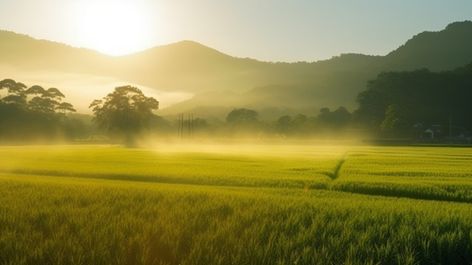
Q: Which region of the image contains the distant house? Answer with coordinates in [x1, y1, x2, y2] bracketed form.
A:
[417, 123, 471, 143]
[422, 129, 434, 139]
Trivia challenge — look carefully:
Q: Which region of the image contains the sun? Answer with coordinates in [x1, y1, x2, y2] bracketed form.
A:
[73, 1, 156, 56]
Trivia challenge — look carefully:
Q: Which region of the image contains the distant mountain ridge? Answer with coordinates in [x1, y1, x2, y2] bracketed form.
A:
[1, 21, 472, 118]
[384, 21, 472, 71]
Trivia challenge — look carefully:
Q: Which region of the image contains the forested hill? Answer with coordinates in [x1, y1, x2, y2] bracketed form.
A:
[357, 63, 472, 136]
[1, 21, 472, 117]
[384, 21, 472, 71]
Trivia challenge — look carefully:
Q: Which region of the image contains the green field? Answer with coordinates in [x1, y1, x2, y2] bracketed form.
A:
[1, 144, 471, 265]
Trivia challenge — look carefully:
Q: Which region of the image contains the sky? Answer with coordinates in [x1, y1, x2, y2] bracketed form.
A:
[0, 0, 471, 62]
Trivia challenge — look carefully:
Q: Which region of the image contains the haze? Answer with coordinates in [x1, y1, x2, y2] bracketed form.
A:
[2, 2, 472, 264]
[0, 0, 471, 61]
[0, 65, 192, 113]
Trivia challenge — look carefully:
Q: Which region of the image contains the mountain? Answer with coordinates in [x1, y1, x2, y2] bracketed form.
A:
[384, 21, 472, 71]
[1, 21, 472, 119]
[113, 41, 271, 93]
[0, 30, 109, 73]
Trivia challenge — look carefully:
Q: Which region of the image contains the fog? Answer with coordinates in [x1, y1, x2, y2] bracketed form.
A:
[0, 64, 193, 113]
[0, 65, 371, 146]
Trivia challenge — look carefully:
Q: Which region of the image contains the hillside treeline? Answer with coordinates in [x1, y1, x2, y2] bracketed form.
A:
[356, 63, 472, 140]
[1, 63, 472, 142]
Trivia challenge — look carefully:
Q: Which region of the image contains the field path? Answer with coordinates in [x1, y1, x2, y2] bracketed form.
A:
[325, 147, 472, 204]
[327, 151, 348, 180]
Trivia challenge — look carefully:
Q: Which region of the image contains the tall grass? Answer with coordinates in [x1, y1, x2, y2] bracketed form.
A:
[0, 174, 471, 265]
[334, 146, 472, 202]
[0, 145, 342, 189]
[1, 145, 472, 264]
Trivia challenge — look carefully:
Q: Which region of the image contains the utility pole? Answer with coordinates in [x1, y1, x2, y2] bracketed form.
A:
[178, 113, 184, 139]
[177, 113, 196, 139]
[187, 113, 191, 137]
[190, 113, 194, 138]
[449, 114, 452, 139]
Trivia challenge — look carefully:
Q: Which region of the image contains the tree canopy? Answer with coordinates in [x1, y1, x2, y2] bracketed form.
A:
[0, 79, 75, 113]
[0, 78, 78, 141]
[226, 108, 258, 124]
[356, 64, 472, 137]
[89, 86, 159, 142]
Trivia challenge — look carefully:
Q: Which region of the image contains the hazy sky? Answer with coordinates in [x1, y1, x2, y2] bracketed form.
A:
[0, 0, 471, 62]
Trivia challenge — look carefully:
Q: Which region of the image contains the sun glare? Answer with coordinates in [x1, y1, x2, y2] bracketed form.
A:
[73, 1, 156, 56]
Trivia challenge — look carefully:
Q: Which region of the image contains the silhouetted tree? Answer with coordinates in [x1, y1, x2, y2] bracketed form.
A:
[25, 85, 47, 97]
[0, 79, 27, 105]
[28, 97, 58, 113]
[0, 79, 26, 95]
[226, 108, 258, 124]
[56, 102, 76, 114]
[276, 115, 292, 135]
[2, 94, 27, 105]
[44, 87, 65, 99]
[89, 85, 159, 144]
[0, 79, 78, 141]
[318, 107, 352, 128]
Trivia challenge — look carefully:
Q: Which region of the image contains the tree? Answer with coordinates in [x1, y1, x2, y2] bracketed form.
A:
[28, 97, 58, 113]
[380, 104, 409, 133]
[0, 79, 27, 105]
[89, 86, 159, 144]
[2, 95, 27, 105]
[331, 107, 352, 127]
[0, 79, 25, 94]
[318, 107, 352, 128]
[25, 85, 47, 97]
[0, 79, 16, 92]
[226, 108, 258, 124]
[276, 115, 292, 135]
[0, 79, 77, 141]
[44, 88, 65, 99]
[56, 102, 76, 114]
[1, 80, 71, 111]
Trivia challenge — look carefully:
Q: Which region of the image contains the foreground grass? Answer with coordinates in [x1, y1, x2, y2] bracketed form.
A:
[0, 174, 471, 265]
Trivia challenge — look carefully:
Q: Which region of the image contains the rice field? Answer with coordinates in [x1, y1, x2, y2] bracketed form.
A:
[0, 144, 471, 265]
[335, 147, 472, 202]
